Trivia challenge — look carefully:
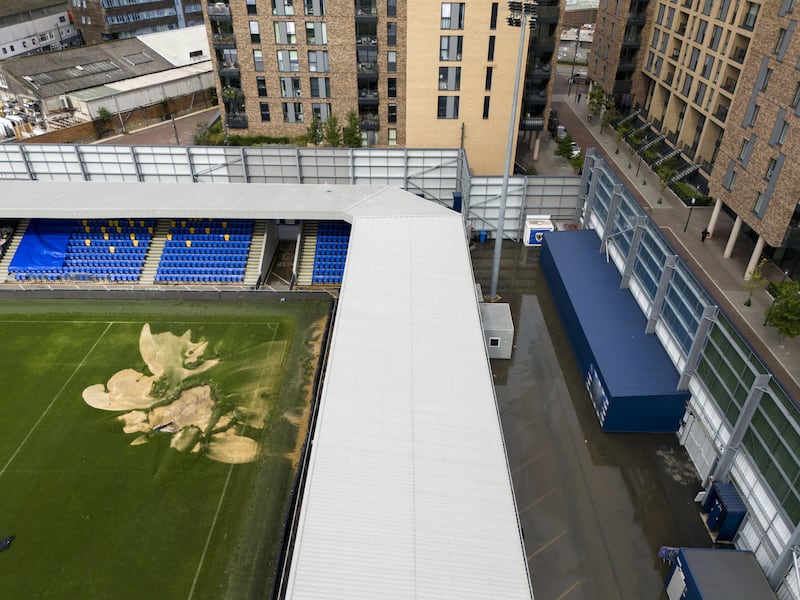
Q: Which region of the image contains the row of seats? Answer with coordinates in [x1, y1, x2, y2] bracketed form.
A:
[160, 260, 246, 268]
[164, 240, 251, 249]
[157, 267, 245, 276]
[68, 239, 150, 248]
[312, 221, 351, 285]
[156, 274, 245, 283]
[167, 234, 251, 242]
[64, 260, 143, 268]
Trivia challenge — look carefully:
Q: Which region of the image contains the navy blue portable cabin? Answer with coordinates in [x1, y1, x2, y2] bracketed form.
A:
[665, 548, 776, 600]
[539, 229, 689, 432]
[701, 481, 748, 543]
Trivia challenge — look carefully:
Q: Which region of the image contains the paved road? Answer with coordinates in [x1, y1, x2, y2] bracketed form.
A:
[98, 107, 219, 146]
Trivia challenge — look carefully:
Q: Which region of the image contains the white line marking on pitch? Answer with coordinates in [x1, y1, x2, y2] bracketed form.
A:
[187, 320, 281, 600]
[527, 530, 567, 560]
[0, 321, 113, 480]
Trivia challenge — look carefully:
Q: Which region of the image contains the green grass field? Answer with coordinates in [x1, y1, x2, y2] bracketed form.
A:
[0, 298, 330, 599]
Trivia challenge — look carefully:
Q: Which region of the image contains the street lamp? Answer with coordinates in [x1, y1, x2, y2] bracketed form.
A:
[568, 25, 581, 97]
[488, 1, 538, 301]
[683, 196, 696, 233]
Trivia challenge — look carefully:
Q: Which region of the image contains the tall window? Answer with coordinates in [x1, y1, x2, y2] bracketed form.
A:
[275, 21, 297, 44]
[257, 76, 268, 97]
[260, 102, 271, 121]
[388, 104, 397, 123]
[387, 77, 397, 98]
[281, 77, 301, 98]
[387, 22, 397, 45]
[490, 2, 498, 29]
[438, 66, 461, 90]
[387, 51, 397, 73]
[387, 0, 396, 17]
[273, 0, 295, 16]
[753, 191, 768, 217]
[246, 0, 256, 15]
[482, 96, 490, 119]
[306, 22, 327, 44]
[308, 50, 329, 72]
[440, 36, 463, 61]
[749, 104, 760, 126]
[709, 25, 722, 50]
[777, 121, 789, 145]
[277, 50, 299, 72]
[792, 83, 800, 107]
[253, 49, 264, 71]
[437, 96, 459, 119]
[304, 0, 325, 16]
[487, 36, 495, 61]
[765, 158, 778, 181]
[310, 77, 330, 98]
[312, 102, 331, 121]
[250, 21, 260, 43]
[388, 128, 397, 146]
[441, 3, 465, 29]
[741, 2, 760, 29]
[485, 66, 493, 90]
[282, 102, 303, 122]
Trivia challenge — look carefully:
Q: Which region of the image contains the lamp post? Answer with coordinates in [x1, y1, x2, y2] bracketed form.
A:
[635, 148, 643, 176]
[488, 1, 538, 301]
[764, 271, 789, 326]
[683, 196, 696, 233]
[568, 25, 581, 97]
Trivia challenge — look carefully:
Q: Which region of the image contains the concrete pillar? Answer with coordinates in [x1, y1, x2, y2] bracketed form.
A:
[744, 236, 766, 280]
[532, 132, 540, 161]
[723, 215, 742, 259]
[707, 198, 723, 237]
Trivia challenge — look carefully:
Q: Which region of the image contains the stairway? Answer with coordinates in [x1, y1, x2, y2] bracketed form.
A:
[639, 134, 665, 153]
[653, 148, 681, 168]
[617, 109, 641, 127]
[670, 163, 700, 183]
[243, 220, 267, 287]
[137, 220, 170, 285]
[0, 219, 28, 283]
[295, 221, 318, 287]
[624, 121, 652, 140]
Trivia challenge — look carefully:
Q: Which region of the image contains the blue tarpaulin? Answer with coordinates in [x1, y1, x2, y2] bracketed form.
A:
[9, 220, 71, 272]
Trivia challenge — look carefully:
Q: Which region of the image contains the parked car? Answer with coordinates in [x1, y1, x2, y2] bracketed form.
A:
[570, 142, 581, 158]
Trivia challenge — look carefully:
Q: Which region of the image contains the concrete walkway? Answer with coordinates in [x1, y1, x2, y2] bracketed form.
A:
[547, 91, 800, 401]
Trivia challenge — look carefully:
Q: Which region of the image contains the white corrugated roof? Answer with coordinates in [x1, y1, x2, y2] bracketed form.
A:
[1, 180, 533, 599]
[136, 25, 210, 67]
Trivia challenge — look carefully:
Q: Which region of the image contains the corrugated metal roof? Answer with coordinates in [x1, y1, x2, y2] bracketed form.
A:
[135, 26, 210, 68]
[1, 180, 533, 598]
[679, 549, 777, 600]
[69, 63, 212, 101]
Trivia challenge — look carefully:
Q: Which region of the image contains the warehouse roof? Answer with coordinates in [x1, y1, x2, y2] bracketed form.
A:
[678, 549, 777, 600]
[0, 0, 63, 19]
[1, 180, 533, 599]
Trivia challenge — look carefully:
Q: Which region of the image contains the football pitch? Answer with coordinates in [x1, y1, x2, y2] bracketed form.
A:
[0, 297, 330, 599]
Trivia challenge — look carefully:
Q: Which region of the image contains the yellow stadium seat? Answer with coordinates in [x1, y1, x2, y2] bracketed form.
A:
[85, 239, 91, 246]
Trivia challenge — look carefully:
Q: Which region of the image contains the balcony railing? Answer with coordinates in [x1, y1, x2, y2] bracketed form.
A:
[713, 106, 728, 122]
[207, 3, 231, 18]
[360, 115, 380, 130]
[721, 79, 737, 93]
[355, 1, 377, 16]
[731, 47, 747, 63]
[218, 61, 240, 76]
[226, 113, 248, 128]
[357, 61, 378, 74]
[356, 35, 377, 45]
[212, 33, 236, 47]
[222, 86, 244, 100]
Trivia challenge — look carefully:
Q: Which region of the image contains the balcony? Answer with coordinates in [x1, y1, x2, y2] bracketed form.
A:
[627, 11, 647, 24]
[613, 79, 633, 94]
[226, 113, 248, 129]
[359, 114, 379, 130]
[356, 35, 377, 46]
[665, 72, 675, 85]
[537, 4, 560, 21]
[357, 88, 378, 105]
[357, 61, 378, 77]
[530, 61, 552, 79]
[677, 23, 687, 35]
[617, 59, 637, 72]
[212, 32, 236, 49]
[526, 89, 548, 106]
[720, 78, 737, 94]
[532, 32, 556, 50]
[355, 0, 377, 20]
[218, 61, 240, 77]
[671, 49, 680, 60]
[520, 116, 545, 130]
[207, 2, 231, 20]
[731, 46, 747, 63]
[622, 34, 641, 48]
[222, 86, 244, 101]
[713, 105, 728, 122]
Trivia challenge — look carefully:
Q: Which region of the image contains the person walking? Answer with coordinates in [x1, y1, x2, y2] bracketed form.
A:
[701, 228, 709, 243]
[577, 93, 582, 103]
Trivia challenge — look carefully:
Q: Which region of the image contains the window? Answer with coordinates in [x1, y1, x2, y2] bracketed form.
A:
[489, 337, 500, 347]
[761, 68, 772, 91]
[753, 191, 768, 216]
[485, 66, 493, 90]
[388, 104, 397, 123]
[277, 50, 299, 71]
[387, 77, 397, 98]
[689, 48, 700, 70]
[765, 158, 778, 181]
[695, 19, 707, 43]
[274, 21, 297, 44]
[651, 29, 659, 49]
[660, 32, 669, 53]
[257, 76, 268, 97]
[681, 74, 693, 96]
[792, 83, 800, 108]
[273, 0, 295, 16]
[741, 2, 759, 29]
[441, 3, 465, 29]
[749, 104, 759, 126]
[709, 25, 722, 50]
[701, 54, 714, 78]
[305, 0, 325, 16]
[387, 22, 396, 45]
[260, 102, 271, 121]
[388, 128, 397, 146]
[312, 102, 331, 121]
[387, 51, 397, 73]
[483, 96, 490, 119]
[726, 170, 737, 191]
[777, 121, 789, 145]
[657, 3, 665, 24]
[310, 77, 330, 98]
[775, 29, 787, 54]
[437, 96, 459, 119]
[254, 49, 264, 72]
[387, 0, 396, 17]
[246, 0, 257, 15]
[281, 77, 301, 98]
[490, 2, 498, 29]
[439, 66, 461, 90]
[487, 35, 495, 61]
[666, 7, 675, 27]
[694, 82, 707, 105]
[250, 21, 260, 44]
[282, 101, 303, 122]
[306, 22, 327, 44]
[308, 50, 329, 72]
[738, 139, 749, 160]
[780, 0, 796, 14]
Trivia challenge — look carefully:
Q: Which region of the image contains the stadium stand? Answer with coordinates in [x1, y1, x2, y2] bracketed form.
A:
[311, 221, 351, 284]
[155, 219, 253, 284]
[8, 219, 153, 282]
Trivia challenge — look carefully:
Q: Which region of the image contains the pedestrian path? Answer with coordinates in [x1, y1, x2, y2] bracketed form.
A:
[550, 92, 800, 399]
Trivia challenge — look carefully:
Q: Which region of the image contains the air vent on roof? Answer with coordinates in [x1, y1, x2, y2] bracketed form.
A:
[75, 65, 84, 70]
[123, 53, 152, 66]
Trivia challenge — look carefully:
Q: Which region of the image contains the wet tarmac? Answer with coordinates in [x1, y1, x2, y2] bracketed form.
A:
[472, 241, 712, 599]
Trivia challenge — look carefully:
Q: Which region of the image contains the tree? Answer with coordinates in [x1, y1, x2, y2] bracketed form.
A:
[588, 86, 605, 117]
[765, 280, 800, 343]
[342, 110, 362, 147]
[600, 102, 617, 134]
[555, 133, 575, 158]
[307, 114, 323, 146]
[323, 113, 341, 146]
[743, 258, 769, 307]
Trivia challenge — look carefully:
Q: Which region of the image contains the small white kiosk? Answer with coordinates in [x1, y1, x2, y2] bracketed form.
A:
[523, 214, 555, 246]
[480, 302, 514, 359]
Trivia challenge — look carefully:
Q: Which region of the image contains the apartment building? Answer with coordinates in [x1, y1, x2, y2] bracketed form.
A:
[70, 0, 205, 44]
[592, 0, 800, 278]
[203, 0, 560, 175]
[0, 1, 82, 59]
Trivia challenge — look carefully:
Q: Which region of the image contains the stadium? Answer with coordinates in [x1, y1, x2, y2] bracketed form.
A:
[1, 143, 800, 599]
